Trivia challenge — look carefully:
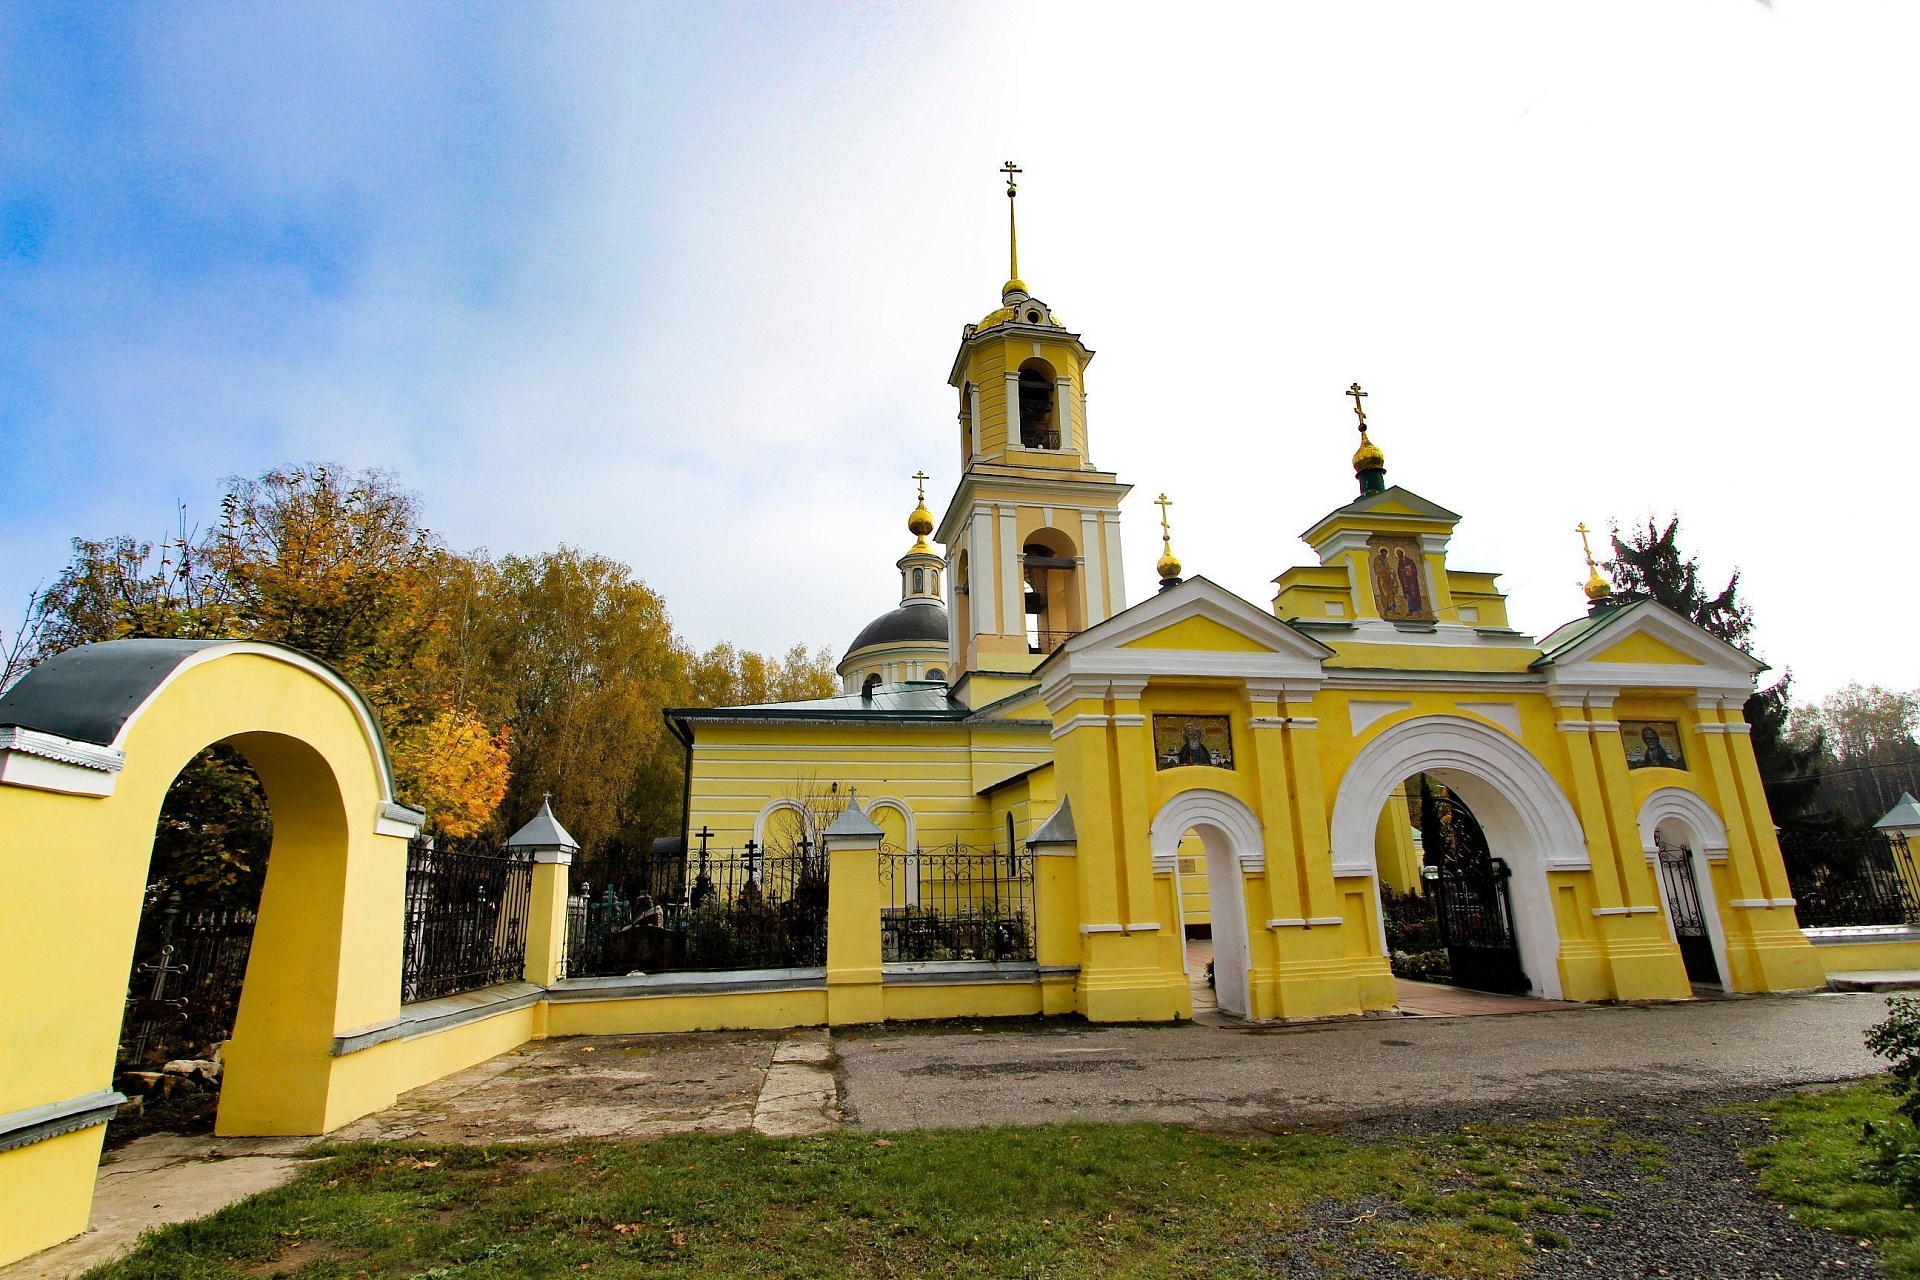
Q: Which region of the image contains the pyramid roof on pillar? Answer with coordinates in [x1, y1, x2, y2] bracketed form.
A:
[1032, 575, 1332, 697]
[1531, 598, 1765, 700]
[1877, 792, 1920, 831]
[1301, 485, 1462, 549]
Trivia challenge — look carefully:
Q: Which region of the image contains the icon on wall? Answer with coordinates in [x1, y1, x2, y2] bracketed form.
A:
[1621, 720, 1686, 771]
[1366, 534, 1435, 622]
[1154, 715, 1234, 770]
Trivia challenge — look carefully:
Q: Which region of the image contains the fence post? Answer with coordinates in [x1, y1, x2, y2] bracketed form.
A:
[1027, 797, 1081, 1016]
[503, 797, 581, 987]
[824, 798, 886, 1025]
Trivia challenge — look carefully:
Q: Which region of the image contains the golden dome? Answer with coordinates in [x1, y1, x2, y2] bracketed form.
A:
[1352, 428, 1385, 474]
[1003, 277, 1028, 297]
[908, 500, 935, 554]
[1156, 546, 1182, 581]
[1584, 567, 1613, 602]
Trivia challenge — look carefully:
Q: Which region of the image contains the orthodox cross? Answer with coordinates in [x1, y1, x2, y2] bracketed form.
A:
[1154, 493, 1173, 543]
[1575, 522, 1598, 572]
[1001, 161, 1023, 284]
[1347, 382, 1368, 431]
[694, 824, 714, 856]
[912, 470, 928, 503]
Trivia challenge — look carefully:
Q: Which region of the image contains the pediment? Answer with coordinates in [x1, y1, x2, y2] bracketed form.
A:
[1536, 600, 1762, 696]
[1118, 614, 1275, 654]
[1587, 631, 1705, 667]
[1036, 577, 1330, 705]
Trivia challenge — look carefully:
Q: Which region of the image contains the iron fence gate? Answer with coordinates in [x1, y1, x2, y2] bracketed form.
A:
[1420, 781, 1529, 995]
[1653, 836, 1720, 984]
[566, 841, 829, 978]
[1779, 830, 1920, 928]
[401, 839, 534, 1003]
[880, 843, 1035, 963]
[119, 890, 258, 1067]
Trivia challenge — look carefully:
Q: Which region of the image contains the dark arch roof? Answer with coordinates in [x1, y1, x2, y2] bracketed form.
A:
[846, 600, 949, 655]
[0, 638, 399, 799]
[0, 639, 229, 745]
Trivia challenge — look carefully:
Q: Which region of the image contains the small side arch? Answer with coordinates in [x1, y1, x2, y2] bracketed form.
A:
[1149, 788, 1262, 1018]
[1635, 786, 1730, 860]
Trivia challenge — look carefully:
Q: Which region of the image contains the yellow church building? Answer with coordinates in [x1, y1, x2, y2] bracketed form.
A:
[667, 178, 1826, 1024]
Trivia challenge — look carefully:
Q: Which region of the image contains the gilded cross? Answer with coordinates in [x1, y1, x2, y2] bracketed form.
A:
[912, 470, 928, 503]
[1347, 382, 1368, 430]
[1576, 522, 1597, 569]
[1154, 492, 1173, 539]
[1000, 160, 1022, 193]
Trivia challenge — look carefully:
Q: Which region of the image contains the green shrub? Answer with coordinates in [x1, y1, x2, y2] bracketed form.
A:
[1862, 995, 1920, 1195]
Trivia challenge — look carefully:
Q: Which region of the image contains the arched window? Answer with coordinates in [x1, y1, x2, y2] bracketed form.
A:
[931, 569, 940, 595]
[1021, 528, 1082, 655]
[927, 668, 945, 682]
[912, 567, 924, 593]
[862, 673, 882, 698]
[1018, 359, 1057, 449]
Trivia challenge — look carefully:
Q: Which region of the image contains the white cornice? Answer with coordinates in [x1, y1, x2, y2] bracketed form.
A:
[0, 726, 125, 773]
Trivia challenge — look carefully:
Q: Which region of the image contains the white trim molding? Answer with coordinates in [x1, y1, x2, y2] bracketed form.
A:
[0, 727, 126, 797]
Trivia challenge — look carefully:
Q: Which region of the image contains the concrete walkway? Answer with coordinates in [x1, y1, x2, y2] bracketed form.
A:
[3, 989, 1892, 1277]
[836, 990, 1893, 1130]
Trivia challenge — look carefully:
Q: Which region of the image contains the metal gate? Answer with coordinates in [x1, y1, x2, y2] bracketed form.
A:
[1420, 781, 1529, 995]
[1654, 835, 1721, 985]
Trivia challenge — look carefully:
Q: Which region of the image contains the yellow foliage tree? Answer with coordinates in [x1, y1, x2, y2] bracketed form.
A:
[387, 709, 511, 840]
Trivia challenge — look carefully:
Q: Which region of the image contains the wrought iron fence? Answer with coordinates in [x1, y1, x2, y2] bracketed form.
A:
[880, 843, 1035, 963]
[119, 890, 258, 1067]
[401, 838, 534, 1003]
[566, 843, 829, 978]
[1779, 829, 1920, 928]
[1378, 884, 1444, 956]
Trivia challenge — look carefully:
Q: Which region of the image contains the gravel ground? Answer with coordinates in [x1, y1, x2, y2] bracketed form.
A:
[1257, 1086, 1879, 1279]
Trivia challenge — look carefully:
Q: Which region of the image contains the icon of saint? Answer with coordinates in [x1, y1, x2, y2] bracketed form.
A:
[1176, 723, 1211, 766]
[1395, 548, 1425, 617]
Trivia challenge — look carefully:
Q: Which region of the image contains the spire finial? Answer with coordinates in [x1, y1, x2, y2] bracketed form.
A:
[1154, 493, 1182, 589]
[1000, 161, 1026, 297]
[907, 470, 935, 551]
[1348, 382, 1387, 496]
[1576, 522, 1614, 610]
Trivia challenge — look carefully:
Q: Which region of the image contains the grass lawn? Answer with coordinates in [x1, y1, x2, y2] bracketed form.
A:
[1746, 1079, 1920, 1278]
[83, 1119, 1642, 1280]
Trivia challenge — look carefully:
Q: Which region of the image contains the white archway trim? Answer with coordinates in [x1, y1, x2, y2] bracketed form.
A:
[866, 797, 917, 852]
[752, 798, 816, 849]
[1635, 787, 1730, 861]
[1328, 715, 1589, 876]
[1149, 788, 1266, 874]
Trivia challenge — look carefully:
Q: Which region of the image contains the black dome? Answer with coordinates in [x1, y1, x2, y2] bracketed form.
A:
[847, 599, 949, 654]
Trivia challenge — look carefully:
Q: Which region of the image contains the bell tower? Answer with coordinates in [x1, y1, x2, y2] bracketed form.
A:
[936, 164, 1131, 703]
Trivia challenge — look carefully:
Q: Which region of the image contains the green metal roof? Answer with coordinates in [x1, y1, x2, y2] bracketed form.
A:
[669, 680, 967, 723]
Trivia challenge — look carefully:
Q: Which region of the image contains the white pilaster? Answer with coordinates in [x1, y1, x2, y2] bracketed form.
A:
[999, 505, 1022, 640]
[1103, 513, 1127, 615]
[1079, 508, 1106, 625]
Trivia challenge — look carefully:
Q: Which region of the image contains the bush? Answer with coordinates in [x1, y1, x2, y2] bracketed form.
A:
[1391, 949, 1451, 983]
[1862, 995, 1920, 1194]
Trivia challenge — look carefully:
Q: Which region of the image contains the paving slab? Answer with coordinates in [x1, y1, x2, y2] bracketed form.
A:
[330, 1028, 787, 1143]
[1828, 970, 1920, 992]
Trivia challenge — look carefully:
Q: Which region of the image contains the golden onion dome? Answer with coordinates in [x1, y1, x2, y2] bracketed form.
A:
[908, 499, 935, 553]
[1352, 428, 1386, 474]
[1584, 566, 1614, 602]
[1156, 546, 1182, 581]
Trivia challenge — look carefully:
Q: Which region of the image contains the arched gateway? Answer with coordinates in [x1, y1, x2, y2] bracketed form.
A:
[1328, 715, 1589, 1000]
[0, 640, 425, 1265]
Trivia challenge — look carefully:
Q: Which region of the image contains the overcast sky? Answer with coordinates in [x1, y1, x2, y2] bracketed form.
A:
[2, 2, 1913, 703]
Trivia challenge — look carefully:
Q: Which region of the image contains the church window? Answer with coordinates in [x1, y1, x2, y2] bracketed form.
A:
[1022, 529, 1082, 654]
[927, 668, 944, 681]
[912, 567, 924, 593]
[931, 569, 940, 594]
[863, 673, 881, 698]
[1018, 359, 1058, 449]
[1006, 812, 1018, 857]
[1025, 309, 1040, 323]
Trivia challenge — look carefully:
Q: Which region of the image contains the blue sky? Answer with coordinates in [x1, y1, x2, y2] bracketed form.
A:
[2, 2, 1915, 702]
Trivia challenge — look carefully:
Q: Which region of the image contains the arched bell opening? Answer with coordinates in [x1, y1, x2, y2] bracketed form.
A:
[1017, 358, 1058, 449]
[1021, 528, 1082, 656]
